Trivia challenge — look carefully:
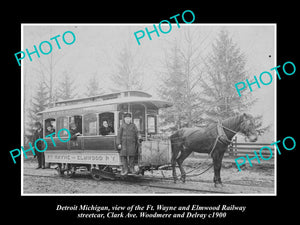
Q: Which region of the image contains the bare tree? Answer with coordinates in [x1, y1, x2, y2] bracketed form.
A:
[56, 70, 77, 100]
[158, 28, 211, 129]
[25, 74, 49, 142]
[158, 37, 204, 129]
[26, 26, 77, 106]
[85, 72, 105, 97]
[111, 44, 144, 91]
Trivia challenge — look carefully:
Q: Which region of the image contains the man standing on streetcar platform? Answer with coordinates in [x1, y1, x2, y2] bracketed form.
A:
[117, 113, 139, 175]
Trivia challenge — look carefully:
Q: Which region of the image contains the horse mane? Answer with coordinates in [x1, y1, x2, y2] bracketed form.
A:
[222, 113, 255, 133]
[222, 114, 244, 131]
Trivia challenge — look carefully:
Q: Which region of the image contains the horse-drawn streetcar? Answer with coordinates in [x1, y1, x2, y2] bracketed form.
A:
[37, 90, 259, 187]
[37, 90, 173, 180]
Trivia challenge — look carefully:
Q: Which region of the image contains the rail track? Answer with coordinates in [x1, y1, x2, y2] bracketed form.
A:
[23, 173, 231, 194]
[23, 171, 274, 194]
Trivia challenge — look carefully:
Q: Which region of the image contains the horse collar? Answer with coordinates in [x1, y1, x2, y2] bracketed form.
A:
[217, 121, 232, 145]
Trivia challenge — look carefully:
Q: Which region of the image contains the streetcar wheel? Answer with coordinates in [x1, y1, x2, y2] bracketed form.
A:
[61, 169, 75, 178]
[91, 168, 103, 181]
[91, 173, 103, 181]
[55, 164, 63, 176]
[139, 168, 145, 176]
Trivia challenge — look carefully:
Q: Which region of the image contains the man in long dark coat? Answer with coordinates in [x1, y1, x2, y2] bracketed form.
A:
[117, 113, 139, 175]
[33, 122, 45, 169]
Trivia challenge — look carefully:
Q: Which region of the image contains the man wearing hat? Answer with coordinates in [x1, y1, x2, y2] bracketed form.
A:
[33, 122, 45, 169]
[117, 113, 139, 175]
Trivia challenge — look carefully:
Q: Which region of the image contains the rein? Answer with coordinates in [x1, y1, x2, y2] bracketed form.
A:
[166, 115, 255, 180]
[167, 122, 239, 179]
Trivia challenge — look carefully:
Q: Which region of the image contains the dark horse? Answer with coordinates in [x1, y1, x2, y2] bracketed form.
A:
[170, 113, 258, 187]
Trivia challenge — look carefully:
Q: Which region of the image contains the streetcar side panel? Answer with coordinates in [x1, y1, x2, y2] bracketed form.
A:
[44, 136, 117, 151]
[83, 136, 116, 150]
[45, 151, 121, 165]
[44, 136, 121, 166]
[45, 137, 69, 150]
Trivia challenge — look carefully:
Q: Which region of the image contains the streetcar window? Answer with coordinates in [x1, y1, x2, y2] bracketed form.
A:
[69, 115, 83, 135]
[99, 112, 115, 135]
[57, 117, 68, 137]
[132, 105, 145, 132]
[45, 118, 56, 136]
[147, 115, 157, 134]
[119, 112, 123, 127]
[83, 113, 97, 136]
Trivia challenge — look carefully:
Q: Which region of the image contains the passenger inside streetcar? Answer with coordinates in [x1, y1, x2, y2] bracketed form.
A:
[70, 123, 81, 147]
[99, 112, 115, 135]
[45, 125, 55, 136]
[44, 118, 56, 136]
[69, 116, 82, 147]
[99, 120, 114, 136]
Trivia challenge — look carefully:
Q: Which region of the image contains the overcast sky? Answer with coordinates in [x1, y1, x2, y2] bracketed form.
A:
[22, 24, 275, 141]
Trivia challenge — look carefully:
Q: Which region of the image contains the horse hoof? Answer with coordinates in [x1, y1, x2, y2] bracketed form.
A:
[180, 176, 186, 183]
[214, 183, 223, 188]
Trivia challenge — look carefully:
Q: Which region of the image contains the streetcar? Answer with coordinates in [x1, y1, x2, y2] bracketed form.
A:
[37, 90, 173, 180]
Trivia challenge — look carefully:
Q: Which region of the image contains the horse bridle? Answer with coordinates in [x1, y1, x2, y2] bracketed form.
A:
[218, 117, 257, 145]
[218, 120, 238, 143]
[220, 123, 238, 137]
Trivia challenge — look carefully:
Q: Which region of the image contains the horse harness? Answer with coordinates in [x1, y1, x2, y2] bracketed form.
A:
[170, 121, 239, 179]
[169, 115, 254, 179]
[209, 120, 238, 156]
[172, 122, 236, 179]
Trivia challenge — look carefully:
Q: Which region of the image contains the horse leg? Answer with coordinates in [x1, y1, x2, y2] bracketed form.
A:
[171, 146, 180, 183]
[176, 149, 192, 183]
[212, 149, 226, 188]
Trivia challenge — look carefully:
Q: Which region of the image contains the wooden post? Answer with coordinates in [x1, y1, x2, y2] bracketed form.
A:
[234, 136, 237, 156]
[228, 142, 232, 157]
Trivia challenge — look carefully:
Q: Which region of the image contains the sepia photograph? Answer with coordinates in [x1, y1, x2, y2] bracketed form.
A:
[21, 24, 276, 195]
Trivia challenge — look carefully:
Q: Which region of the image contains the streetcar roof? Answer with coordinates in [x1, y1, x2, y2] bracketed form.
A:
[54, 90, 153, 105]
[37, 96, 173, 115]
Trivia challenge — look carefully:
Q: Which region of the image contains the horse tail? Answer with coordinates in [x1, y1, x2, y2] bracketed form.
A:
[170, 130, 183, 163]
[170, 129, 185, 182]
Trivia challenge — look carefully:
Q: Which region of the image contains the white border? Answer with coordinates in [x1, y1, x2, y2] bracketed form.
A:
[274, 24, 277, 196]
[21, 23, 277, 196]
[21, 23, 24, 195]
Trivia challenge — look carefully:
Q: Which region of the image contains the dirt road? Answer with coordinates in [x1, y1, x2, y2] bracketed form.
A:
[22, 157, 274, 195]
